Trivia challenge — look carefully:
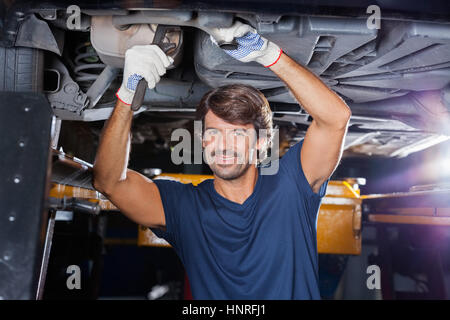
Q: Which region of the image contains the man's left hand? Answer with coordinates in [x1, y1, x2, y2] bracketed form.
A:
[210, 21, 282, 67]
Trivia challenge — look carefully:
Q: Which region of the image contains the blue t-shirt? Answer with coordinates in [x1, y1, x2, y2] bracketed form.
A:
[150, 139, 328, 299]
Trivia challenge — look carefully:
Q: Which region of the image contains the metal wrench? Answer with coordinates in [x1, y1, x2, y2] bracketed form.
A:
[130, 25, 177, 111]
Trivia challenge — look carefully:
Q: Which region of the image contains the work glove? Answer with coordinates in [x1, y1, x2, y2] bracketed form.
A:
[209, 21, 282, 67]
[116, 44, 174, 105]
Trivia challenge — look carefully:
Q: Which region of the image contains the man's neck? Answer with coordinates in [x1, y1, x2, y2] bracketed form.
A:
[213, 166, 259, 205]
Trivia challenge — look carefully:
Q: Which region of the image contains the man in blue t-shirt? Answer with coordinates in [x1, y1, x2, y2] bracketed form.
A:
[93, 21, 351, 299]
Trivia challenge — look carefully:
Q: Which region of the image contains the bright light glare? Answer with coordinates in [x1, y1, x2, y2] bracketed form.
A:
[436, 151, 450, 177]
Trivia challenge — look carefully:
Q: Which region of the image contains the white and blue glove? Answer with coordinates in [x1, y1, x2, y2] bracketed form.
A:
[116, 44, 174, 105]
[210, 21, 282, 67]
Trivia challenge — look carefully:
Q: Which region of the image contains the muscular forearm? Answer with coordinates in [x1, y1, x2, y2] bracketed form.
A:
[92, 99, 133, 193]
[269, 53, 351, 128]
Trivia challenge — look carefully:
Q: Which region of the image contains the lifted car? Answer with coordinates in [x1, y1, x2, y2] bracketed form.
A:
[1, 0, 450, 161]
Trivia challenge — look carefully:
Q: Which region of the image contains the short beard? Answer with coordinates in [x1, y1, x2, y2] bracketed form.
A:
[209, 162, 252, 181]
[204, 145, 256, 181]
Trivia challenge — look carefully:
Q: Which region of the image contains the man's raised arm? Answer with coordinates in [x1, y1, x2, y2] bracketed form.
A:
[92, 45, 173, 228]
[269, 53, 351, 193]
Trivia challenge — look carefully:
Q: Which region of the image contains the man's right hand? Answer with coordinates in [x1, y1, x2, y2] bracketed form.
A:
[116, 44, 174, 105]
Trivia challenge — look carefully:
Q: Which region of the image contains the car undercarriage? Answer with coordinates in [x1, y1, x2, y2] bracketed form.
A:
[1, 1, 449, 160]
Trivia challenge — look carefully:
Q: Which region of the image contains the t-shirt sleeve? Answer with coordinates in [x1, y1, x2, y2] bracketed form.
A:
[149, 178, 193, 250]
[279, 139, 329, 202]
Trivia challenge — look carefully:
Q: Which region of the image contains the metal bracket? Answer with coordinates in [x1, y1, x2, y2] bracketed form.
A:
[45, 57, 90, 114]
[15, 13, 63, 55]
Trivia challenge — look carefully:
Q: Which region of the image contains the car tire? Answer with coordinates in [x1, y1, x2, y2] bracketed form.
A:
[0, 46, 43, 92]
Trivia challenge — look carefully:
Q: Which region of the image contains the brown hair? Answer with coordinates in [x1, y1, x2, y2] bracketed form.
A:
[196, 84, 273, 163]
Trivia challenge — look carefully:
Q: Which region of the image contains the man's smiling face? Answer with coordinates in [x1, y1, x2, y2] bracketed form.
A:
[202, 110, 260, 180]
